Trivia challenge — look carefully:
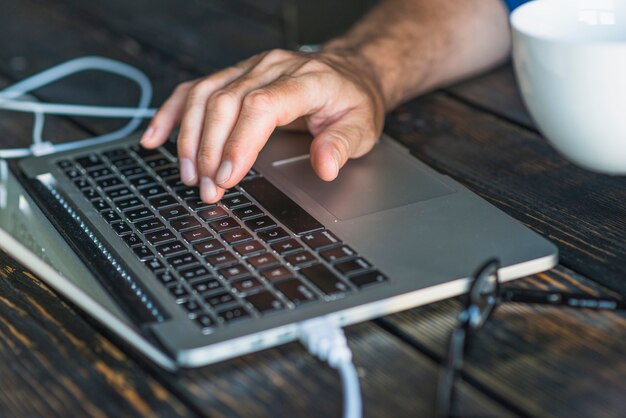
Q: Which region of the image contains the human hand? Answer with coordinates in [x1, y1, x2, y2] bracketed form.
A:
[140, 48, 385, 203]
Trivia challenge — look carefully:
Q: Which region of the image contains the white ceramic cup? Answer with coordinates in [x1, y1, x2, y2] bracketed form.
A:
[511, 0, 626, 174]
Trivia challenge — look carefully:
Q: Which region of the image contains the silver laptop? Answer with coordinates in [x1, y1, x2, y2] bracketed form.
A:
[0, 130, 557, 370]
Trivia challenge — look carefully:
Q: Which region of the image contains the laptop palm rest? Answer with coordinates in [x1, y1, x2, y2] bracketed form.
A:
[271, 138, 455, 220]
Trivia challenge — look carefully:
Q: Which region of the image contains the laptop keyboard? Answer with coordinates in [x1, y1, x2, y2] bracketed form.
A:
[55, 143, 388, 334]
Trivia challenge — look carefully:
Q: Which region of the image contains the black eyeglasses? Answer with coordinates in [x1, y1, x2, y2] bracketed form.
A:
[436, 258, 625, 418]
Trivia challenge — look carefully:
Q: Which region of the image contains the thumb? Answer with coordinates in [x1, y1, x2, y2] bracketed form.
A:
[309, 113, 378, 181]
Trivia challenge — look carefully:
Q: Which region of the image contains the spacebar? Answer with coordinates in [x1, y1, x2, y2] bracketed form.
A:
[241, 177, 324, 235]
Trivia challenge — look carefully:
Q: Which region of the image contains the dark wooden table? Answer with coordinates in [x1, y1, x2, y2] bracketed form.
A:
[1, 1, 625, 417]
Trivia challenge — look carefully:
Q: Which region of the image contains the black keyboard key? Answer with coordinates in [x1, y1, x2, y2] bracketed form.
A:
[92, 198, 111, 212]
[156, 270, 177, 285]
[144, 258, 165, 272]
[285, 251, 317, 267]
[300, 264, 351, 296]
[167, 282, 189, 302]
[96, 177, 123, 190]
[101, 210, 121, 223]
[73, 178, 90, 189]
[195, 314, 215, 331]
[186, 198, 212, 211]
[209, 217, 240, 234]
[222, 229, 252, 245]
[257, 227, 289, 243]
[57, 159, 72, 169]
[76, 154, 104, 169]
[64, 168, 81, 179]
[233, 240, 265, 257]
[82, 188, 99, 200]
[129, 175, 157, 188]
[193, 239, 225, 255]
[242, 177, 323, 235]
[167, 253, 198, 270]
[182, 228, 213, 243]
[147, 157, 171, 169]
[165, 177, 184, 189]
[222, 194, 251, 209]
[122, 233, 142, 247]
[156, 240, 187, 257]
[232, 204, 264, 220]
[116, 196, 142, 210]
[231, 277, 263, 294]
[180, 298, 203, 316]
[124, 206, 154, 222]
[204, 291, 236, 308]
[274, 279, 317, 305]
[334, 258, 371, 276]
[111, 156, 136, 168]
[218, 263, 250, 281]
[260, 266, 293, 282]
[179, 266, 211, 281]
[105, 186, 132, 200]
[171, 216, 201, 231]
[134, 218, 165, 233]
[191, 278, 223, 294]
[301, 230, 341, 251]
[159, 205, 188, 220]
[133, 245, 154, 261]
[162, 140, 178, 157]
[120, 165, 146, 178]
[146, 229, 176, 245]
[139, 185, 167, 198]
[103, 148, 128, 160]
[245, 291, 283, 313]
[87, 167, 112, 179]
[350, 270, 388, 289]
[198, 206, 228, 221]
[320, 245, 357, 263]
[217, 306, 250, 323]
[244, 216, 276, 231]
[111, 221, 132, 236]
[149, 195, 178, 209]
[155, 166, 179, 179]
[206, 251, 237, 268]
[133, 145, 162, 160]
[178, 187, 200, 199]
[270, 239, 303, 255]
[247, 253, 280, 270]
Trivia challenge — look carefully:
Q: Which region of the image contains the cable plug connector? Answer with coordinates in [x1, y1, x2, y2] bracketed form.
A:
[299, 317, 362, 418]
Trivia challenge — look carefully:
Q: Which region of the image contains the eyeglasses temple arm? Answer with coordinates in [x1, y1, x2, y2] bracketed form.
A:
[501, 288, 626, 311]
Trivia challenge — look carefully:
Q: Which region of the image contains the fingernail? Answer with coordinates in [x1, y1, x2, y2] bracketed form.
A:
[200, 177, 217, 202]
[215, 160, 232, 185]
[180, 158, 196, 183]
[331, 149, 341, 176]
[140, 126, 155, 144]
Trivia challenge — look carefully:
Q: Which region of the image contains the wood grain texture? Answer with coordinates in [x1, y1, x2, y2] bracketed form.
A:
[386, 93, 626, 294]
[0, 251, 195, 418]
[381, 266, 626, 418]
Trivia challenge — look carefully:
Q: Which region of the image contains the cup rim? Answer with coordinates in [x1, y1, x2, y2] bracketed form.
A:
[511, 0, 626, 46]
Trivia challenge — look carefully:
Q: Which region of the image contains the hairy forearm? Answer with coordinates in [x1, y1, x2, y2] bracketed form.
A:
[323, 0, 511, 110]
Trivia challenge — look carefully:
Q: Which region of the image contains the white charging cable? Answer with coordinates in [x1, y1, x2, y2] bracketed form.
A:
[299, 317, 363, 418]
[0, 56, 157, 158]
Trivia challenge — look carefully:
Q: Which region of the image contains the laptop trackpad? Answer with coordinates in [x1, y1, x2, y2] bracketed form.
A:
[272, 139, 456, 220]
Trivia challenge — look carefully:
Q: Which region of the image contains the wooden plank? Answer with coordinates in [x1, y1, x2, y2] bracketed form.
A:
[381, 266, 626, 418]
[44, 0, 285, 69]
[386, 93, 626, 294]
[0, 251, 196, 418]
[447, 64, 534, 129]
